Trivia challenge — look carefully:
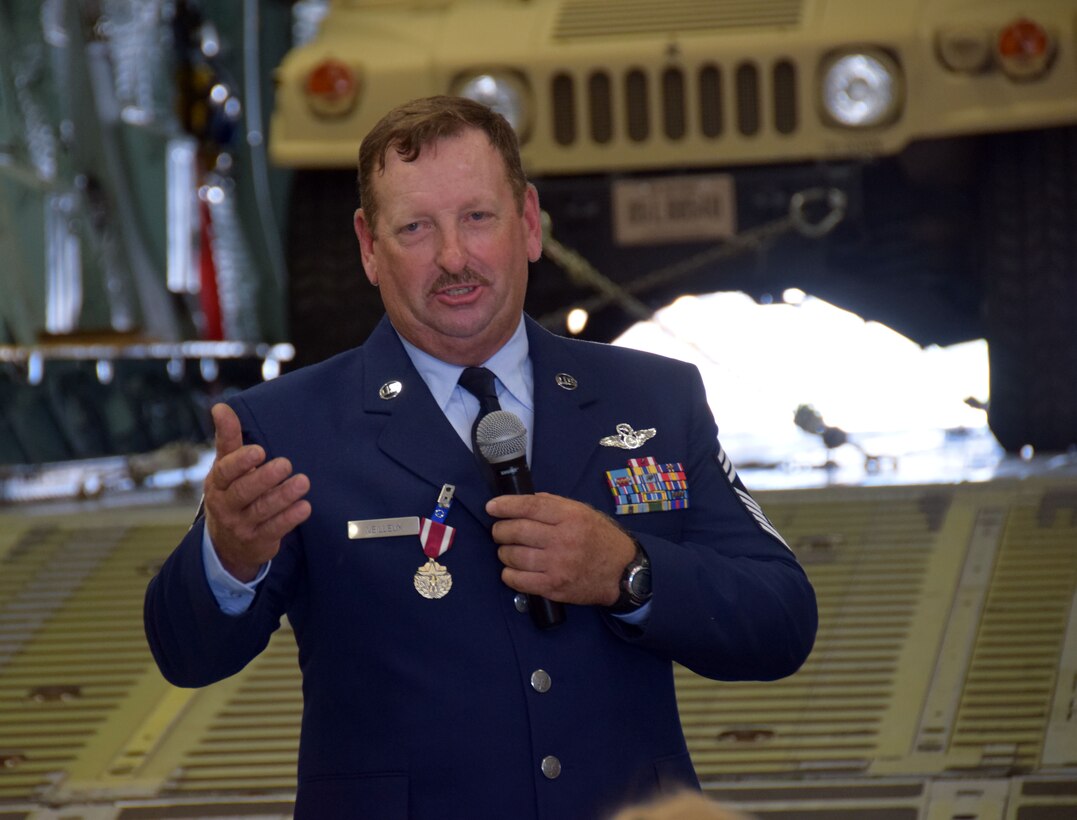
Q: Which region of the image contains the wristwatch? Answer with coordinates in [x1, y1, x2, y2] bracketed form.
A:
[609, 540, 652, 613]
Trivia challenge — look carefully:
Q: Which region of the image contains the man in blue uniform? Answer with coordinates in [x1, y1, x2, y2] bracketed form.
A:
[144, 96, 816, 819]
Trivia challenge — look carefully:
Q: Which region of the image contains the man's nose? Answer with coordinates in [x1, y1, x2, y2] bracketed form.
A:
[436, 227, 467, 272]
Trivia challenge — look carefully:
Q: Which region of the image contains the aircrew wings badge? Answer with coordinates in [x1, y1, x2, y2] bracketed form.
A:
[599, 423, 656, 450]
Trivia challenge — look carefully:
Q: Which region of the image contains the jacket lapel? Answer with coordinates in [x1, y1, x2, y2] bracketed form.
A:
[359, 319, 493, 526]
[525, 317, 603, 500]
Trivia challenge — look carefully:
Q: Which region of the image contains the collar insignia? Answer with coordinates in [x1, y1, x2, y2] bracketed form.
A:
[379, 380, 403, 400]
[555, 372, 578, 390]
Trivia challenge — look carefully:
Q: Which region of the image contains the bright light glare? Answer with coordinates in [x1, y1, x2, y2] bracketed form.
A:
[262, 358, 282, 381]
[95, 359, 114, 385]
[566, 308, 589, 335]
[614, 292, 989, 438]
[782, 288, 806, 305]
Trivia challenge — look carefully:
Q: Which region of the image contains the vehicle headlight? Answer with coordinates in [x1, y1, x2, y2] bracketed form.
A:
[820, 50, 903, 128]
[452, 72, 531, 140]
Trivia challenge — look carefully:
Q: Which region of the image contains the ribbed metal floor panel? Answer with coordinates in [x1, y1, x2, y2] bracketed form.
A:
[678, 491, 943, 778]
[1, 480, 1075, 818]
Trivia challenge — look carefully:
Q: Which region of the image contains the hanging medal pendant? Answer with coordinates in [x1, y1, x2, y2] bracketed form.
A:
[414, 484, 457, 600]
[414, 558, 452, 599]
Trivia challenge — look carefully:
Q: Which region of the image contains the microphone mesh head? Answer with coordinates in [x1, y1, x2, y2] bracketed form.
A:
[476, 411, 528, 464]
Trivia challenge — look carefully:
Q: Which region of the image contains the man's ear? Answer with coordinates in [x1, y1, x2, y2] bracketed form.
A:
[523, 184, 543, 263]
[354, 208, 378, 286]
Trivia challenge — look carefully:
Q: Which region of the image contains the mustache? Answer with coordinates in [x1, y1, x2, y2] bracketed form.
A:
[429, 270, 492, 293]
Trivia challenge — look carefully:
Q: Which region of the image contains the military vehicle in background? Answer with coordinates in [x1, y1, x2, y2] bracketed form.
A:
[2, 0, 1075, 466]
[270, 0, 1077, 454]
[3, 6, 1077, 820]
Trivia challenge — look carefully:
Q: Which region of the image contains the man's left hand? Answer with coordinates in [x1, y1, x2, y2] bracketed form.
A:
[486, 493, 636, 606]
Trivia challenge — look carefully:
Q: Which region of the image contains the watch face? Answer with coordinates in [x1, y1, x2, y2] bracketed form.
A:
[627, 564, 652, 598]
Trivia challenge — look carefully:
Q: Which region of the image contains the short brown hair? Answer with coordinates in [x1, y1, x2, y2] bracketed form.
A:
[357, 95, 529, 231]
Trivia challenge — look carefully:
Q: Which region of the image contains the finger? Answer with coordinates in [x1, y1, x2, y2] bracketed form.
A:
[251, 498, 312, 545]
[208, 443, 267, 492]
[500, 564, 565, 601]
[486, 492, 567, 523]
[243, 471, 311, 525]
[490, 517, 553, 549]
[497, 543, 547, 574]
[224, 457, 298, 510]
[500, 566, 539, 596]
[212, 403, 244, 460]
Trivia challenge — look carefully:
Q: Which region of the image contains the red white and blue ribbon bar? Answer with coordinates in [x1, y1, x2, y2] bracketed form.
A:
[605, 456, 689, 515]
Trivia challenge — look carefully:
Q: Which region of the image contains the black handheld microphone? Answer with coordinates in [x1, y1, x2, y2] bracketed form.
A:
[476, 410, 566, 630]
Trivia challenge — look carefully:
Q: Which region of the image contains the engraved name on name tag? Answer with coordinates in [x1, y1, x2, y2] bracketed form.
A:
[347, 516, 421, 540]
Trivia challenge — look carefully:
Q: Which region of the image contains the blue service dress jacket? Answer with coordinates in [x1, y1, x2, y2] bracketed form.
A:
[144, 315, 817, 819]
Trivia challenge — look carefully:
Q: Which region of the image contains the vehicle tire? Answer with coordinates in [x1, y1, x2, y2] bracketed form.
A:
[982, 125, 1077, 453]
[285, 169, 385, 369]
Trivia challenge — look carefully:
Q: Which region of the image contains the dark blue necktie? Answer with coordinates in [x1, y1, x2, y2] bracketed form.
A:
[458, 366, 502, 456]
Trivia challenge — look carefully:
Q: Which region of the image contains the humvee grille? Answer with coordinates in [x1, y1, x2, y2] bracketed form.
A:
[550, 61, 799, 146]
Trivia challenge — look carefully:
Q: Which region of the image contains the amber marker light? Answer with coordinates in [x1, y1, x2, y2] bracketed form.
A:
[304, 58, 359, 117]
[996, 17, 1053, 80]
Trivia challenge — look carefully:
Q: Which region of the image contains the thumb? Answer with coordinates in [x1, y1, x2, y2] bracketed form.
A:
[211, 403, 243, 460]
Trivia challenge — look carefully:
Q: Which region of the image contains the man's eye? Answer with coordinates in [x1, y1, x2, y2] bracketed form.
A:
[468, 212, 489, 222]
[398, 221, 427, 237]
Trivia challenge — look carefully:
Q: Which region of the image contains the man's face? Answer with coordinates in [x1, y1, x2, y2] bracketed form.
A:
[354, 128, 542, 365]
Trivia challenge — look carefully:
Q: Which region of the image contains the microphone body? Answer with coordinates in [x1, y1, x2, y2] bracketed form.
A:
[489, 454, 534, 496]
[476, 411, 566, 630]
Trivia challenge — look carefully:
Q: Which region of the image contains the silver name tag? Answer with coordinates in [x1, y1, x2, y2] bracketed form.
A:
[347, 516, 421, 540]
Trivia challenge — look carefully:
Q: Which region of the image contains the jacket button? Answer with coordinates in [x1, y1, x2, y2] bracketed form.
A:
[530, 669, 552, 693]
[541, 755, 561, 779]
[514, 593, 529, 613]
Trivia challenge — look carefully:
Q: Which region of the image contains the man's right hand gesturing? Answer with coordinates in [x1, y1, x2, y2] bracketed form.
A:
[204, 403, 312, 582]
